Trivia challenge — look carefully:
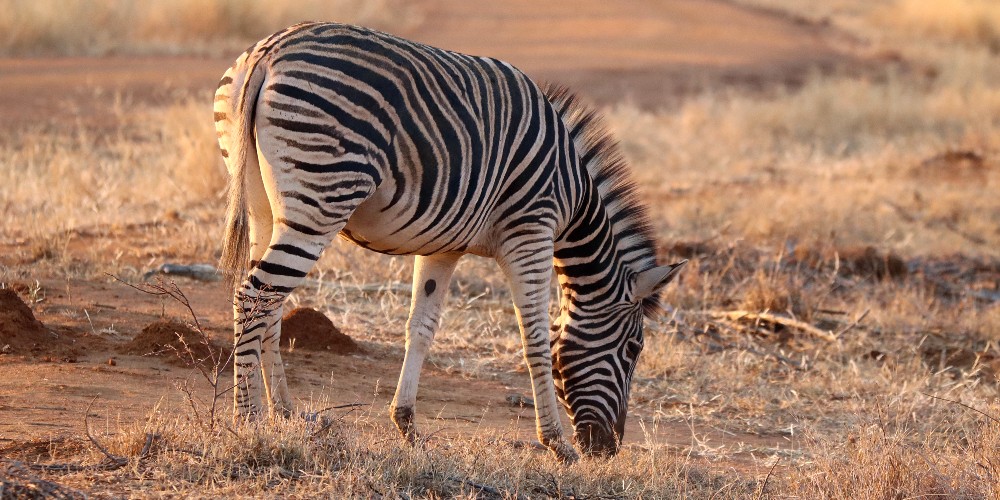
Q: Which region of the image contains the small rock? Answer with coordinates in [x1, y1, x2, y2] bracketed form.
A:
[506, 394, 534, 408]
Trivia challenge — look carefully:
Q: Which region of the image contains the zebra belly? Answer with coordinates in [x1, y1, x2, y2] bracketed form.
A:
[339, 196, 492, 257]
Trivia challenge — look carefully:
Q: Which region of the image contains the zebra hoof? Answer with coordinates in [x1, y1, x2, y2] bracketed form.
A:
[300, 410, 330, 424]
[551, 441, 580, 464]
[233, 407, 265, 424]
[391, 405, 417, 445]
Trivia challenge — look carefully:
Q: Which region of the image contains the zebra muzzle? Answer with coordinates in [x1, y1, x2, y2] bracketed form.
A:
[574, 420, 621, 457]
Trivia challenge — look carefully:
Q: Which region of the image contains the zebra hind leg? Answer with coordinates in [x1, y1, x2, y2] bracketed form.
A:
[233, 228, 339, 419]
[390, 253, 462, 443]
[233, 193, 374, 419]
[231, 152, 287, 418]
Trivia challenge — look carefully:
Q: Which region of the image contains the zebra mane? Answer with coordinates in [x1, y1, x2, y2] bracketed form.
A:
[543, 85, 662, 316]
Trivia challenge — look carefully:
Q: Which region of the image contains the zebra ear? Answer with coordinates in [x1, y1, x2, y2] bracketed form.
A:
[634, 260, 688, 300]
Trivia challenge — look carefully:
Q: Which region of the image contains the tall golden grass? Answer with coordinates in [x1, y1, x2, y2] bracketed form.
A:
[877, 0, 1000, 49]
[0, 97, 223, 236]
[0, 0, 413, 56]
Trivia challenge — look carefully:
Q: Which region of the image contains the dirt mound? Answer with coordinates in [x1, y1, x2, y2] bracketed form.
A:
[0, 288, 84, 361]
[0, 289, 49, 352]
[119, 320, 219, 366]
[281, 308, 359, 354]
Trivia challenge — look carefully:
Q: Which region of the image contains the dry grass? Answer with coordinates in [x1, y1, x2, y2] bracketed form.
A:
[0, 0, 415, 56]
[4, 402, 748, 498]
[2, 1, 999, 497]
[876, 0, 1000, 50]
[608, 50, 1000, 256]
[0, 96, 224, 239]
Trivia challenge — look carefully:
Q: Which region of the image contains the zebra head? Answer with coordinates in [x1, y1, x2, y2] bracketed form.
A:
[552, 261, 687, 456]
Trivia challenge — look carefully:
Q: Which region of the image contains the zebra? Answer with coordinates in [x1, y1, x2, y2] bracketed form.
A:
[213, 22, 686, 462]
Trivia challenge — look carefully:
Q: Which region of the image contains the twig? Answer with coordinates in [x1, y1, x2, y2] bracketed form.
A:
[313, 403, 368, 412]
[139, 433, 156, 459]
[434, 415, 479, 423]
[446, 475, 507, 498]
[921, 392, 1000, 425]
[834, 308, 870, 337]
[744, 347, 807, 371]
[708, 310, 838, 342]
[754, 456, 781, 500]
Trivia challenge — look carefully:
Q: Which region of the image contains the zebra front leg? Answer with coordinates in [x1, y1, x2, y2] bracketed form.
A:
[499, 243, 580, 463]
[390, 253, 462, 443]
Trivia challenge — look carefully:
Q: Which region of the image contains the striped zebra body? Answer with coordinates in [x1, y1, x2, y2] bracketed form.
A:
[214, 22, 685, 461]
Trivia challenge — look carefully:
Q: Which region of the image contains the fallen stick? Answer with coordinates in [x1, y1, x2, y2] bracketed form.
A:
[835, 308, 870, 337]
[708, 310, 839, 343]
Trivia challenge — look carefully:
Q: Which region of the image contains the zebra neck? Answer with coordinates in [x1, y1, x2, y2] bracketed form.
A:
[553, 195, 632, 313]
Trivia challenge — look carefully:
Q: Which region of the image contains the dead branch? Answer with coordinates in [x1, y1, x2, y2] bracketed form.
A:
[445, 475, 511, 498]
[754, 456, 781, 500]
[83, 396, 127, 468]
[921, 392, 1000, 426]
[708, 310, 839, 342]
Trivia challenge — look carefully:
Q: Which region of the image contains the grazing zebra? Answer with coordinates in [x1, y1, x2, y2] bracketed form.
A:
[214, 22, 686, 462]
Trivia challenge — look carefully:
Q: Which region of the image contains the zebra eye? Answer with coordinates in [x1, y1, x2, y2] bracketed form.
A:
[625, 340, 642, 359]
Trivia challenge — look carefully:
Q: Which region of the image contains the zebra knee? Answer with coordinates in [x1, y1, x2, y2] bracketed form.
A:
[405, 327, 434, 352]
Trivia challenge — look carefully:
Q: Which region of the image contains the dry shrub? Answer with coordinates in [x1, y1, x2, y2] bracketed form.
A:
[0, 0, 416, 56]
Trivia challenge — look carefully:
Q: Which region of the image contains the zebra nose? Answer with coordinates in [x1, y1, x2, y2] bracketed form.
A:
[574, 422, 621, 457]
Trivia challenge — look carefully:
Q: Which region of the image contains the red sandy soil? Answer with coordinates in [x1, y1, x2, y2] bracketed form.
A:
[0, 0, 864, 469]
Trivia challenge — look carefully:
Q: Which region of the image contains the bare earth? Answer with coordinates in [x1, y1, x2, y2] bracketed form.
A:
[0, 0, 864, 468]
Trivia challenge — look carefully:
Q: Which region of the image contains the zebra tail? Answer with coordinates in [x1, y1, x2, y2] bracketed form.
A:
[220, 54, 268, 293]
